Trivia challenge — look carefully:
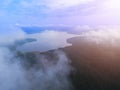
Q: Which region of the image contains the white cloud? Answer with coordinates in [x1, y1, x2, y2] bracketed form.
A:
[1, 0, 120, 25]
[17, 30, 75, 52]
[45, 0, 95, 10]
[80, 26, 120, 45]
[0, 25, 25, 46]
[18, 0, 95, 11]
[0, 43, 73, 90]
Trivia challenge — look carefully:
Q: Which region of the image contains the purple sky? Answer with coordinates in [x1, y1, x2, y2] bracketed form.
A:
[0, 0, 120, 26]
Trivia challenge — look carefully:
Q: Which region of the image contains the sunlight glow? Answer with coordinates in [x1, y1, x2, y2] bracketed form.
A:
[104, 0, 120, 9]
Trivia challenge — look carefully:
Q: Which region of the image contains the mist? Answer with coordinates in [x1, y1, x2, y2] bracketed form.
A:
[0, 34, 73, 90]
[1, 25, 120, 90]
[17, 30, 75, 52]
[67, 26, 120, 82]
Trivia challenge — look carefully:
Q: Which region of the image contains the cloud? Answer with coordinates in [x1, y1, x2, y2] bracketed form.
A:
[44, 0, 95, 10]
[1, 0, 120, 26]
[0, 25, 73, 90]
[0, 24, 25, 46]
[0, 23, 75, 90]
[0, 45, 73, 90]
[47, 0, 120, 25]
[75, 26, 120, 45]
[0, 0, 97, 17]
[18, 0, 95, 10]
[17, 30, 75, 52]
[26, 50, 73, 90]
[0, 47, 28, 90]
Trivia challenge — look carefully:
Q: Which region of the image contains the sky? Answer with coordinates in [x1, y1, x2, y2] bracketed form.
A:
[0, 0, 120, 45]
[0, 0, 120, 26]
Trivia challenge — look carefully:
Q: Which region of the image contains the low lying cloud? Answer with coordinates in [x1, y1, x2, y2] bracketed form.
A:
[17, 30, 75, 52]
[0, 46, 73, 90]
[2, 24, 120, 90]
[80, 26, 120, 45]
[0, 24, 74, 90]
[0, 25, 25, 46]
[0, 47, 28, 90]
[66, 26, 120, 86]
